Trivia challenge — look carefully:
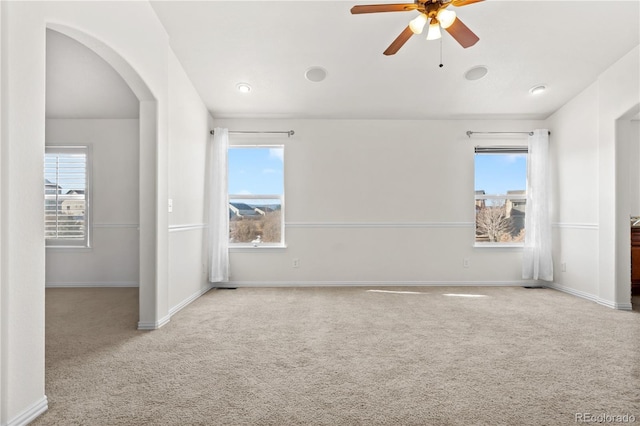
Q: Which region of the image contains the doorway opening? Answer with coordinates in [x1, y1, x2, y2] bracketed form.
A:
[44, 24, 158, 328]
[615, 104, 640, 311]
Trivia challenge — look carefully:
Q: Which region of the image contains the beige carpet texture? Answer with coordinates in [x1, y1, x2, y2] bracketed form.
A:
[33, 286, 640, 425]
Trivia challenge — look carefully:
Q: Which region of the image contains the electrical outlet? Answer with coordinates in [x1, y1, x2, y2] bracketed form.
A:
[168, 198, 173, 213]
[463, 257, 470, 268]
[293, 258, 300, 268]
[561, 262, 567, 272]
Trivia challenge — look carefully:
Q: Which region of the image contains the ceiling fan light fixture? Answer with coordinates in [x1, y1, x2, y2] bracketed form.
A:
[350, 0, 483, 54]
[426, 21, 442, 40]
[409, 13, 428, 34]
[436, 9, 457, 29]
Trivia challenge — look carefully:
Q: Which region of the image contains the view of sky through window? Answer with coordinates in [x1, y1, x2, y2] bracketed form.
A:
[475, 154, 527, 195]
[228, 147, 284, 196]
[44, 153, 87, 191]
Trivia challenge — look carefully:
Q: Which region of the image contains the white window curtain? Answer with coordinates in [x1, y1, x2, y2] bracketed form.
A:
[208, 127, 229, 283]
[522, 129, 553, 281]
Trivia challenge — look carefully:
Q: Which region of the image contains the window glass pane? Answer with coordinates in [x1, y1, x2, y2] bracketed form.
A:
[475, 199, 526, 243]
[474, 153, 526, 196]
[228, 146, 284, 246]
[228, 147, 283, 195]
[475, 150, 527, 244]
[229, 198, 282, 244]
[44, 149, 88, 245]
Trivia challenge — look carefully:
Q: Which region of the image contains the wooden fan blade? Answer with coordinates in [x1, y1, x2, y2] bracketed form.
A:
[351, 4, 417, 14]
[383, 26, 414, 55]
[451, 0, 484, 6]
[445, 17, 479, 48]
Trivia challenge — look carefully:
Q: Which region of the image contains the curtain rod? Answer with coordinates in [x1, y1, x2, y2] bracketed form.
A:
[210, 130, 295, 137]
[466, 130, 550, 138]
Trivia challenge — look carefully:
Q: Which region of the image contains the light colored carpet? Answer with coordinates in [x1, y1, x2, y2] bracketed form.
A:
[34, 286, 640, 425]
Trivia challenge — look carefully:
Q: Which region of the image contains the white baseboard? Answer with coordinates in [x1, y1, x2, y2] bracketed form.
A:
[224, 280, 540, 287]
[545, 283, 633, 311]
[45, 281, 139, 288]
[138, 284, 213, 330]
[596, 298, 633, 311]
[137, 314, 170, 331]
[6, 396, 48, 426]
[544, 282, 600, 303]
[169, 284, 215, 317]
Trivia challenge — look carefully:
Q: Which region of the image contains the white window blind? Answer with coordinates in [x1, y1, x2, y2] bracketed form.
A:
[45, 147, 89, 247]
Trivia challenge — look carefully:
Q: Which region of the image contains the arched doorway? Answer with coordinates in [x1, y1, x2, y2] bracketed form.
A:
[45, 23, 160, 328]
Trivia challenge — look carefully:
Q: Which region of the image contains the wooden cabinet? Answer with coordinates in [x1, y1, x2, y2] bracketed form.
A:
[631, 227, 640, 295]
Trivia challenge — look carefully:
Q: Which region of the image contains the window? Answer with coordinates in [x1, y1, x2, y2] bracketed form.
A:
[228, 145, 284, 247]
[474, 146, 527, 245]
[44, 146, 90, 247]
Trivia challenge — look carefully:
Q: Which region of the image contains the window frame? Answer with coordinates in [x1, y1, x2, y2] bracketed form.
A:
[45, 145, 92, 249]
[474, 145, 528, 248]
[228, 144, 285, 249]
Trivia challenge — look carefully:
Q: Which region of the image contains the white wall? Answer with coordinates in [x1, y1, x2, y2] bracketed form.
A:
[0, 2, 212, 424]
[547, 83, 600, 297]
[0, 1, 5, 422]
[45, 119, 140, 287]
[46, 29, 139, 119]
[547, 45, 640, 309]
[631, 121, 640, 215]
[167, 49, 212, 312]
[1, 3, 48, 423]
[213, 118, 545, 286]
[603, 47, 640, 308]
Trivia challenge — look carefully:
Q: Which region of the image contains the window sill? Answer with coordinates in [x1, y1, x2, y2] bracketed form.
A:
[474, 243, 523, 248]
[230, 244, 287, 252]
[46, 246, 92, 251]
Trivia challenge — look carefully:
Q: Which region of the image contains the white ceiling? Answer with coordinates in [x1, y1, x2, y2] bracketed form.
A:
[46, 29, 139, 119]
[151, 0, 640, 120]
[45, 1, 640, 121]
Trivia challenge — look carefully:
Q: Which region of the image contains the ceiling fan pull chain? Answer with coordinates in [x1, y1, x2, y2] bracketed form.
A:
[439, 36, 444, 68]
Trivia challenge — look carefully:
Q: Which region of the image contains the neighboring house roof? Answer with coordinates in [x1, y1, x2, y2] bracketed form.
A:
[230, 202, 253, 211]
[229, 202, 281, 219]
[256, 204, 281, 213]
[45, 180, 62, 195]
[229, 202, 262, 218]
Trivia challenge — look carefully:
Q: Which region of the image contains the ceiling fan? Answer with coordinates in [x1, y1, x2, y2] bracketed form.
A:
[351, 0, 483, 55]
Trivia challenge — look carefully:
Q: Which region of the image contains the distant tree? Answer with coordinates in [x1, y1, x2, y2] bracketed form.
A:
[229, 219, 259, 243]
[476, 203, 514, 243]
[229, 210, 281, 243]
[261, 211, 281, 242]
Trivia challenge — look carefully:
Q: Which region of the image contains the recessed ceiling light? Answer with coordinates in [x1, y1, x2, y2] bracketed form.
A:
[464, 65, 488, 81]
[236, 83, 252, 93]
[529, 84, 547, 95]
[305, 66, 327, 83]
